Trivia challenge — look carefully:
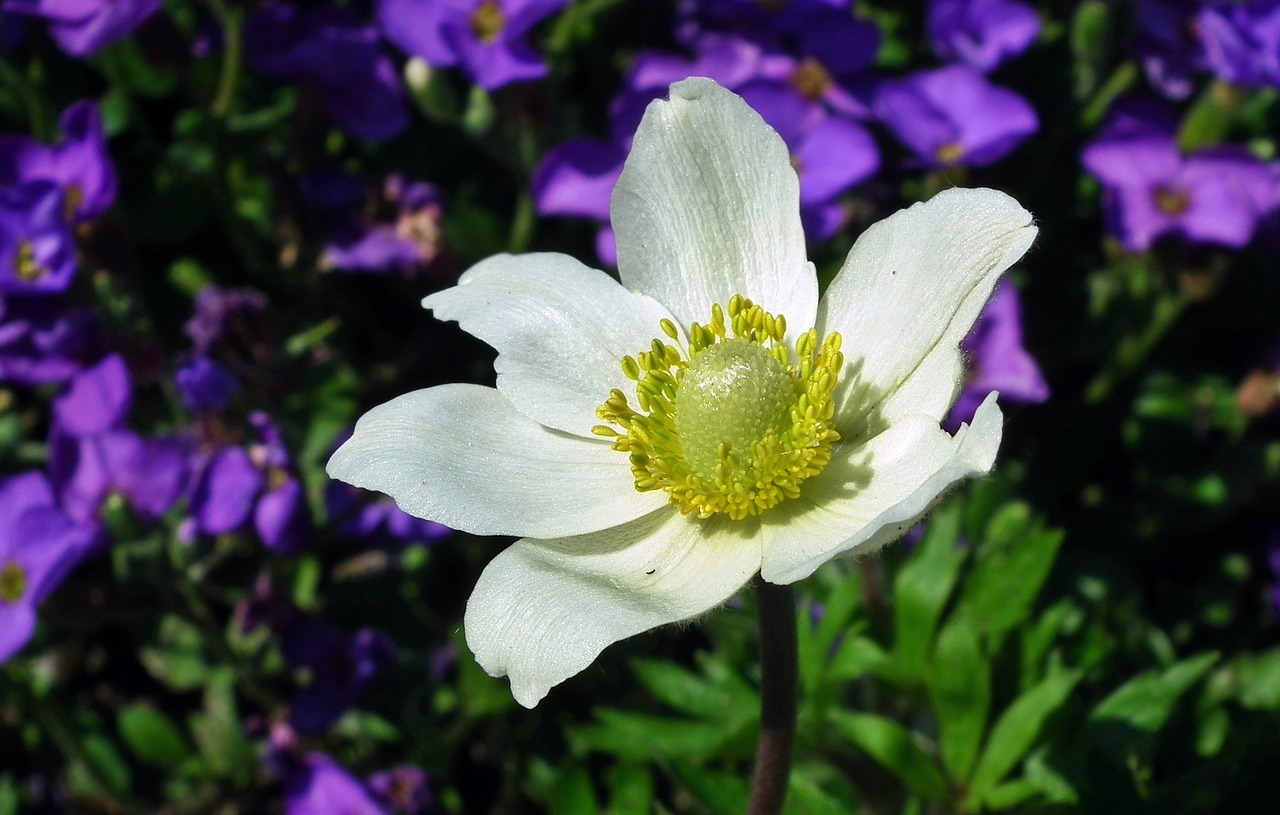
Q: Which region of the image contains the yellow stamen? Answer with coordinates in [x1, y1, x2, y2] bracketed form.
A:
[14, 241, 46, 283]
[1153, 184, 1189, 215]
[0, 561, 26, 604]
[471, 0, 506, 44]
[935, 142, 965, 166]
[596, 296, 844, 521]
[790, 57, 834, 100]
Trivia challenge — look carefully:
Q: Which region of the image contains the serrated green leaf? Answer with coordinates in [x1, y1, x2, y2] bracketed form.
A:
[827, 711, 949, 802]
[606, 763, 653, 815]
[927, 617, 990, 781]
[968, 670, 1081, 803]
[893, 501, 966, 679]
[118, 705, 191, 769]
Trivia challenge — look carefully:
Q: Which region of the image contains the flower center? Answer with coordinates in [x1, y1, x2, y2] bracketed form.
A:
[0, 561, 27, 604]
[935, 142, 965, 166]
[470, 0, 506, 44]
[64, 184, 84, 222]
[595, 295, 844, 521]
[790, 58, 834, 100]
[1153, 184, 1189, 215]
[14, 240, 46, 283]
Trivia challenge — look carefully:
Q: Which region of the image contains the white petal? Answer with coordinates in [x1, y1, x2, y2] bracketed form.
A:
[423, 253, 678, 437]
[327, 384, 665, 538]
[818, 188, 1036, 430]
[759, 394, 1003, 585]
[466, 507, 762, 707]
[612, 77, 817, 332]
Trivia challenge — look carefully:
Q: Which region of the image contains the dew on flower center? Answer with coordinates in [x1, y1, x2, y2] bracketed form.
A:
[471, 0, 506, 44]
[15, 241, 46, 283]
[0, 561, 27, 604]
[595, 295, 844, 521]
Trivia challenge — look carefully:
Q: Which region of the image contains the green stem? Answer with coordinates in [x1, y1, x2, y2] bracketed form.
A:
[747, 581, 798, 815]
[205, 0, 242, 120]
[1084, 289, 1190, 404]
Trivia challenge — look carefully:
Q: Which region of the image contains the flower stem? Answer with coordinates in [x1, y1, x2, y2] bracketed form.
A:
[747, 580, 798, 815]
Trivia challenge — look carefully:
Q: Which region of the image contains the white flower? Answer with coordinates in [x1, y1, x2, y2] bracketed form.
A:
[328, 77, 1037, 708]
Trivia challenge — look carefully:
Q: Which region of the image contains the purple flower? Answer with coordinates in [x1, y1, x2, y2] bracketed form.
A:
[367, 766, 431, 815]
[0, 100, 117, 223]
[0, 182, 76, 296]
[326, 481, 451, 544]
[2, 0, 161, 57]
[281, 618, 397, 736]
[245, 4, 408, 143]
[739, 81, 879, 239]
[675, 0, 849, 45]
[1198, 0, 1280, 89]
[175, 355, 240, 413]
[48, 355, 190, 527]
[1133, 0, 1208, 99]
[320, 175, 447, 275]
[874, 64, 1038, 168]
[284, 754, 388, 815]
[184, 284, 267, 355]
[377, 0, 568, 91]
[187, 413, 311, 554]
[0, 293, 97, 385]
[1081, 100, 1279, 250]
[926, 0, 1040, 71]
[0, 471, 95, 662]
[945, 279, 1048, 432]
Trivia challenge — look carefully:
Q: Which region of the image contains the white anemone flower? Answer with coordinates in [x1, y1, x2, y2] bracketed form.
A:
[328, 77, 1037, 708]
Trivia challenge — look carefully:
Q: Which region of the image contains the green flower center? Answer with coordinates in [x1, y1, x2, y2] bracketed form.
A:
[595, 295, 844, 521]
[0, 561, 27, 604]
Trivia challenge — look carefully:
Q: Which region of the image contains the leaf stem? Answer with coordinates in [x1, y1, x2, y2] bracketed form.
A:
[747, 580, 798, 815]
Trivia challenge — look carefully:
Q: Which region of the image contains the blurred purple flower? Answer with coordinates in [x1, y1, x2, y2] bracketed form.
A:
[0, 182, 76, 296]
[1133, 0, 1207, 99]
[187, 412, 311, 554]
[52, 352, 131, 435]
[945, 278, 1048, 432]
[0, 471, 96, 662]
[739, 81, 878, 239]
[0, 294, 97, 385]
[245, 4, 408, 143]
[1081, 100, 1279, 250]
[281, 617, 397, 736]
[1198, 0, 1280, 88]
[326, 481, 451, 544]
[874, 64, 1038, 168]
[185, 284, 267, 355]
[377, 0, 568, 90]
[175, 354, 240, 413]
[284, 754, 389, 815]
[2, 0, 161, 57]
[0, 100, 117, 222]
[368, 765, 432, 815]
[926, 0, 1040, 71]
[675, 0, 848, 45]
[320, 175, 447, 275]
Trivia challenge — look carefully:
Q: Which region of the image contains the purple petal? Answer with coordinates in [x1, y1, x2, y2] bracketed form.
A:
[192, 447, 263, 535]
[255, 479, 311, 555]
[53, 352, 132, 437]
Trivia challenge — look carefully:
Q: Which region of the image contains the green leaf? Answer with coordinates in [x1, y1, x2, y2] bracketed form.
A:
[827, 635, 890, 682]
[549, 766, 597, 815]
[669, 761, 750, 815]
[606, 763, 653, 815]
[1232, 648, 1280, 710]
[827, 711, 949, 802]
[927, 617, 991, 781]
[0, 775, 19, 815]
[893, 500, 967, 679]
[570, 710, 748, 760]
[632, 657, 755, 722]
[784, 772, 855, 815]
[188, 668, 254, 786]
[954, 503, 1063, 650]
[72, 734, 132, 797]
[968, 670, 1082, 802]
[1088, 652, 1219, 757]
[118, 705, 191, 769]
[139, 615, 209, 692]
